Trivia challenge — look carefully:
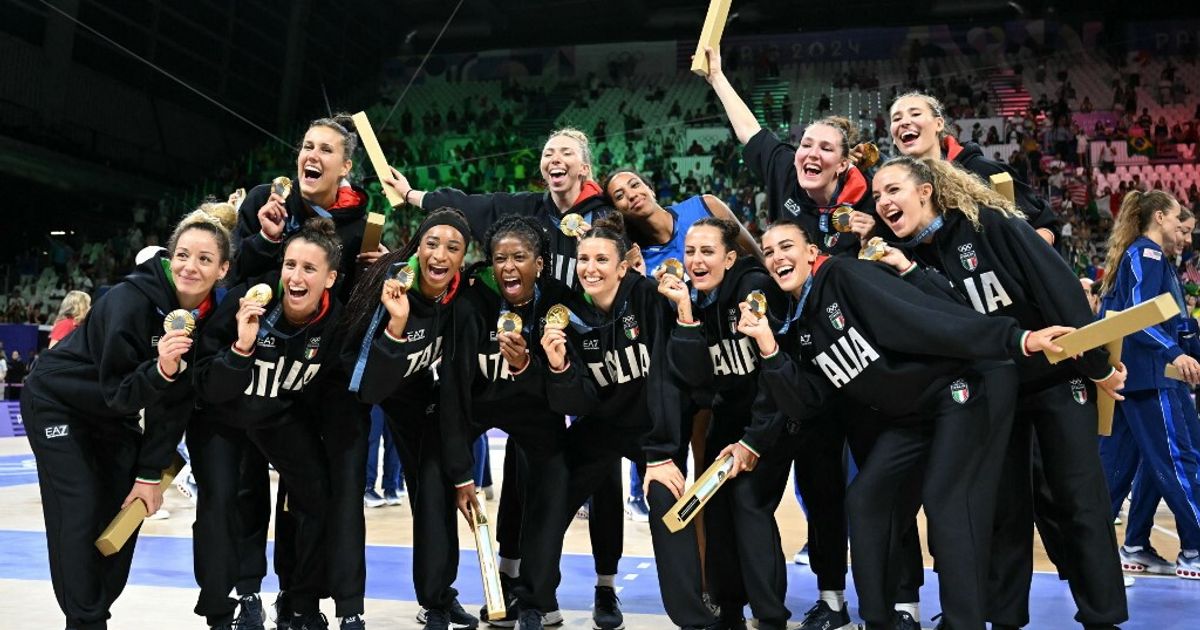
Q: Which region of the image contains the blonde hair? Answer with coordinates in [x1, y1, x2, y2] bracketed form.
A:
[879, 156, 1023, 230]
[54, 290, 91, 324]
[805, 115, 859, 158]
[168, 202, 237, 263]
[546, 127, 593, 167]
[1100, 190, 1180, 295]
[890, 91, 947, 141]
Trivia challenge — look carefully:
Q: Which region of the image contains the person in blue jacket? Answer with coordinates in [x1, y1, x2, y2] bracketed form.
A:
[1099, 189, 1200, 580]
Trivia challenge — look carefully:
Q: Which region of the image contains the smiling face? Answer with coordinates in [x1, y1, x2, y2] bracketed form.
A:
[297, 125, 351, 203]
[576, 237, 627, 300]
[170, 228, 229, 306]
[794, 123, 849, 200]
[281, 240, 336, 320]
[541, 134, 590, 197]
[890, 95, 945, 160]
[1177, 217, 1195, 256]
[684, 224, 735, 292]
[761, 223, 819, 296]
[872, 164, 936, 239]
[418, 225, 467, 296]
[491, 235, 542, 305]
[606, 172, 656, 220]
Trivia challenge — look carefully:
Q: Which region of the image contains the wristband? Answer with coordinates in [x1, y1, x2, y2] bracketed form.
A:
[405, 189, 416, 206]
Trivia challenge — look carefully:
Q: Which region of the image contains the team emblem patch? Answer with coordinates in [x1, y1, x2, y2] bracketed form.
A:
[623, 314, 640, 340]
[825, 303, 845, 331]
[824, 233, 840, 249]
[1070, 378, 1087, 404]
[305, 336, 321, 360]
[958, 243, 979, 272]
[950, 379, 970, 403]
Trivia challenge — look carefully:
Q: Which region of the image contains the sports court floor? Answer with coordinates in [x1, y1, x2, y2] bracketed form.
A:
[0, 426, 1196, 629]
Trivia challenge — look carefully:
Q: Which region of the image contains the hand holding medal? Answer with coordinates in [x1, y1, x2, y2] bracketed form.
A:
[158, 309, 196, 378]
[382, 264, 416, 335]
[235, 284, 273, 354]
[496, 313, 529, 372]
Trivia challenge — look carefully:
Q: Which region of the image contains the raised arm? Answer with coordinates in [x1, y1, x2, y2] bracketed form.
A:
[701, 47, 762, 145]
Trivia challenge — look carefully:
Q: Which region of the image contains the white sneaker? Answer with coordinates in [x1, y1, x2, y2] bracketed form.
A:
[1120, 545, 1175, 574]
[147, 508, 170, 520]
[1178, 550, 1200, 580]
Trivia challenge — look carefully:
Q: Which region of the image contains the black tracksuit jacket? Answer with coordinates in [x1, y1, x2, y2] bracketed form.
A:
[758, 256, 1034, 421]
[439, 270, 575, 486]
[193, 272, 347, 427]
[23, 254, 215, 480]
[906, 208, 1112, 390]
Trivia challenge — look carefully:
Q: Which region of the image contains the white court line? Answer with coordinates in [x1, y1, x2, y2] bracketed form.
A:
[623, 573, 638, 581]
[637, 562, 650, 569]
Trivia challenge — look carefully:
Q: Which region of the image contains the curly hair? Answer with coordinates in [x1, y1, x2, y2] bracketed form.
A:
[878, 156, 1023, 231]
[1100, 190, 1180, 295]
[483, 215, 549, 275]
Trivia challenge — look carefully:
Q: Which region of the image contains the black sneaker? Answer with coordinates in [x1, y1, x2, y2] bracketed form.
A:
[893, 610, 919, 630]
[518, 608, 544, 630]
[234, 593, 265, 630]
[592, 586, 624, 629]
[479, 577, 518, 627]
[418, 603, 480, 629]
[274, 592, 293, 630]
[339, 614, 366, 630]
[291, 612, 330, 630]
[798, 600, 852, 630]
[424, 608, 452, 630]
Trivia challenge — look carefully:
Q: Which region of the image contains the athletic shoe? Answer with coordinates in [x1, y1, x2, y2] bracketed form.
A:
[576, 502, 590, 520]
[893, 610, 919, 630]
[593, 586, 624, 629]
[363, 489, 386, 508]
[234, 593, 265, 630]
[624, 496, 650, 522]
[475, 574, 517, 626]
[174, 463, 198, 504]
[793, 543, 811, 565]
[1178, 550, 1200, 580]
[423, 608, 452, 630]
[383, 489, 403, 506]
[147, 507, 169, 520]
[274, 592, 293, 630]
[1120, 545, 1175, 574]
[518, 608, 544, 630]
[798, 600, 852, 630]
[418, 599, 481, 628]
[291, 612, 329, 630]
[541, 610, 563, 626]
[340, 614, 366, 630]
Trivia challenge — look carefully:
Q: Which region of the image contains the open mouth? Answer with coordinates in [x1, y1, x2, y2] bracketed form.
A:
[690, 268, 709, 280]
[502, 276, 522, 294]
[884, 208, 904, 225]
[898, 129, 920, 145]
[301, 164, 322, 184]
[426, 264, 450, 283]
[287, 285, 309, 300]
[775, 265, 795, 280]
[581, 274, 603, 287]
[547, 168, 568, 187]
[802, 163, 822, 177]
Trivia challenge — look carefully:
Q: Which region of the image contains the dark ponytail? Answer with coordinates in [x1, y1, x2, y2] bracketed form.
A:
[307, 112, 359, 161]
[581, 212, 631, 259]
[285, 216, 342, 268]
[689, 217, 739, 253]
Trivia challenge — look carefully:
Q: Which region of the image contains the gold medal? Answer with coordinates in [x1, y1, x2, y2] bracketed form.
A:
[497, 312, 523, 335]
[656, 257, 685, 280]
[272, 176, 292, 200]
[560, 213, 585, 237]
[545, 304, 570, 329]
[859, 237, 888, 261]
[831, 206, 855, 233]
[855, 142, 880, 168]
[392, 264, 415, 290]
[746, 290, 768, 319]
[245, 283, 273, 306]
[163, 309, 196, 336]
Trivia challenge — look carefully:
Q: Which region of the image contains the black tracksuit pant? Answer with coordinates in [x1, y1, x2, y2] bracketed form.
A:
[564, 418, 718, 628]
[845, 405, 925, 605]
[273, 398, 371, 617]
[987, 380, 1127, 628]
[848, 364, 1016, 630]
[23, 387, 143, 630]
[189, 414, 331, 622]
[702, 396, 795, 630]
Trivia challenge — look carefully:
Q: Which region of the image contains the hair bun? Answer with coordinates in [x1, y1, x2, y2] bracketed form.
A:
[304, 216, 338, 238]
[332, 112, 357, 135]
[198, 201, 238, 232]
[591, 212, 626, 236]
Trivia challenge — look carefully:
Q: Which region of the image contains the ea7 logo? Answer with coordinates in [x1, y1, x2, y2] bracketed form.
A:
[44, 425, 69, 439]
[583, 339, 600, 351]
[406, 329, 426, 343]
[784, 198, 802, 216]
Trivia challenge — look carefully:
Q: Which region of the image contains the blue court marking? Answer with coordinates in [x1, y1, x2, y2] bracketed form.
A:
[0, 454, 38, 487]
[1, 529, 1196, 628]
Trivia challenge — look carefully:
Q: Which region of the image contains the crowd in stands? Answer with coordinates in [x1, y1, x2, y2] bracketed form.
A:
[7, 45, 1200, 331]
